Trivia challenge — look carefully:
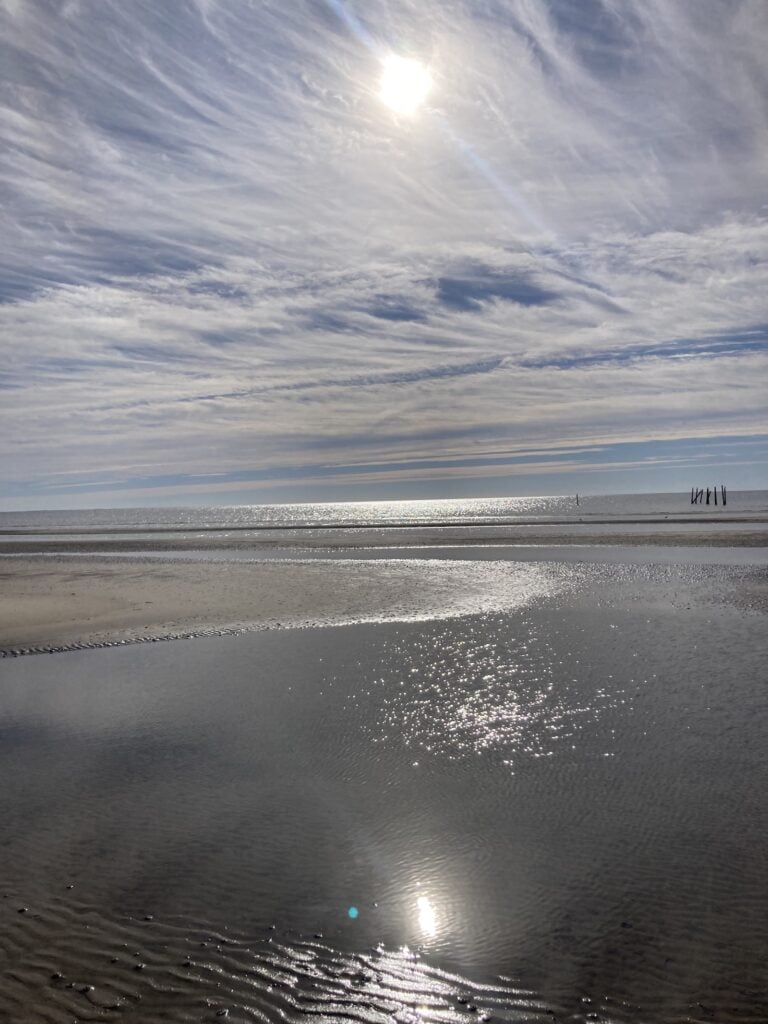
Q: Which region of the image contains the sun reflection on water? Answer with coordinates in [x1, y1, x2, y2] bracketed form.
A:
[417, 895, 438, 938]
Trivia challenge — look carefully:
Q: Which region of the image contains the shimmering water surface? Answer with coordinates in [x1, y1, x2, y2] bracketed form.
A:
[4, 493, 768, 564]
[1, 558, 767, 1021]
[2, 491, 767, 541]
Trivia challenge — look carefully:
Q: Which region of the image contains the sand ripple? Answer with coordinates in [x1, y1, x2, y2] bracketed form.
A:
[0, 894, 559, 1024]
[3, 889, 766, 1022]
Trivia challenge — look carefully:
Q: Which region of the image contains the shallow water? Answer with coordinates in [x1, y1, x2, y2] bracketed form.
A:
[27, 542, 766, 565]
[1, 560, 767, 1022]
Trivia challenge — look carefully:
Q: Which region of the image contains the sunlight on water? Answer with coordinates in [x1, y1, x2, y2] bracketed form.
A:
[1, 561, 766, 1022]
[348, 608, 629, 767]
[269, 558, 565, 629]
[4, 490, 766, 533]
[417, 895, 438, 939]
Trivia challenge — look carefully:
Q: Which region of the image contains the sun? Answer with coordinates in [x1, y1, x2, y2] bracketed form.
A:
[378, 55, 433, 116]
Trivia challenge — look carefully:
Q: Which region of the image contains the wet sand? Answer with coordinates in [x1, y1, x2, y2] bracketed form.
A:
[1, 562, 767, 1022]
[0, 554, 558, 654]
[2, 525, 768, 556]
[2, 542, 768, 655]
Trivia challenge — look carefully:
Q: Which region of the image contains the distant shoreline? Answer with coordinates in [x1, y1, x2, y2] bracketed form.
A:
[2, 513, 768, 537]
[2, 521, 768, 556]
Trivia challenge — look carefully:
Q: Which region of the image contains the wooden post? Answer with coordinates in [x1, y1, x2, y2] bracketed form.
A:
[691, 487, 695, 504]
[706, 487, 711, 505]
[721, 485, 727, 506]
[713, 485, 718, 506]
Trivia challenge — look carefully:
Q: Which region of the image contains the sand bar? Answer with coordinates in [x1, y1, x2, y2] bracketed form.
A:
[0, 554, 563, 654]
[2, 542, 767, 655]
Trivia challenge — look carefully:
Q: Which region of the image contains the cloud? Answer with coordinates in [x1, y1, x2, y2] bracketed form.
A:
[1, 0, 767, 506]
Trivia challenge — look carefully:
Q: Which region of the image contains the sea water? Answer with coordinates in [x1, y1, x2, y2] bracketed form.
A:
[2, 490, 768, 528]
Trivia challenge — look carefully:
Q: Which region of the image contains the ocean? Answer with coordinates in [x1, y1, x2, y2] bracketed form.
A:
[2, 490, 768, 533]
[2, 491, 767, 563]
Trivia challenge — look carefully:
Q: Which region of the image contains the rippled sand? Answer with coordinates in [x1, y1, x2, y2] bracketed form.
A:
[1, 557, 767, 1021]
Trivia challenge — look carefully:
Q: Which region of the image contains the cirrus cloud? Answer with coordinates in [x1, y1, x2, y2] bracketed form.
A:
[1, 0, 767, 508]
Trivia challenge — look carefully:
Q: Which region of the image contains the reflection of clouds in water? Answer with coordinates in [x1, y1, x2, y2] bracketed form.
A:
[354, 613, 630, 766]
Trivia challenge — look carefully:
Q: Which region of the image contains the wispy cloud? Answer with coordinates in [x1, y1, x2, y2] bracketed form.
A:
[1, 0, 767, 507]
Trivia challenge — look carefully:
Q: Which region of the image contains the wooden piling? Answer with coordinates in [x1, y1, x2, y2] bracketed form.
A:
[690, 484, 726, 506]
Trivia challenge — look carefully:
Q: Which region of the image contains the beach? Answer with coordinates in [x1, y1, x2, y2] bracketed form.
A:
[1, 500, 768, 1021]
[0, 554, 561, 653]
[1, 492, 767, 656]
[1, 551, 767, 1022]
[4, 0, 768, 1017]
[2, 533, 768, 655]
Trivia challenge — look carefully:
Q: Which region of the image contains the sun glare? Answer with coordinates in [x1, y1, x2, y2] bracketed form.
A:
[417, 895, 438, 937]
[379, 55, 433, 116]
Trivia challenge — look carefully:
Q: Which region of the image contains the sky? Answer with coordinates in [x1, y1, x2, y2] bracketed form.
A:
[1, 0, 767, 510]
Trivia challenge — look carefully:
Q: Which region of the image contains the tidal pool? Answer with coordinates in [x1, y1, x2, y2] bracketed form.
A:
[0, 559, 766, 1022]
